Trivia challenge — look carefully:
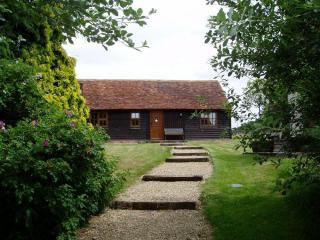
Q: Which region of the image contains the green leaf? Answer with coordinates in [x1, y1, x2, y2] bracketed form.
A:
[232, 10, 240, 21]
[216, 8, 226, 22]
[137, 8, 143, 16]
[136, 20, 146, 26]
[123, 9, 131, 16]
[109, 8, 118, 16]
[223, 39, 228, 46]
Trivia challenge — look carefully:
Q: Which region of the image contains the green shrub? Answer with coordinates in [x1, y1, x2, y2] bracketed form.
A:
[0, 109, 122, 240]
[0, 59, 43, 125]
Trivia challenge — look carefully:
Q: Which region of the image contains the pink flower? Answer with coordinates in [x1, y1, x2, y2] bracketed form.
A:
[65, 110, 74, 118]
[0, 121, 5, 130]
[43, 139, 49, 147]
[32, 120, 39, 127]
[69, 121, 77, 127]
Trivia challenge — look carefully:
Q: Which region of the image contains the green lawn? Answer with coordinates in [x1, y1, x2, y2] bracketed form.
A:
[192, 140, 320, 240]
[104, 142, 171, 188]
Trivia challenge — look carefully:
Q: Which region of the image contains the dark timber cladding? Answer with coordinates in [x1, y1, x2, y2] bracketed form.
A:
[79, 79, 231, 140]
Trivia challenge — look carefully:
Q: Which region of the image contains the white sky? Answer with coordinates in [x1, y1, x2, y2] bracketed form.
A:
[64, 0, 249, 127]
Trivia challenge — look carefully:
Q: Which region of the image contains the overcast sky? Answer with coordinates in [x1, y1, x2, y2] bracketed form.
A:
[64, 0, 248, 127]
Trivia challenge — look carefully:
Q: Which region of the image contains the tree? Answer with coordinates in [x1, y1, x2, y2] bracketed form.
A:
[206, 0, 320, 188]
[0, 0, 151, 121]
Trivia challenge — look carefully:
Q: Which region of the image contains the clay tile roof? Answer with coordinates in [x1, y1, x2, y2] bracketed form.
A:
[78, 79, 227, 110]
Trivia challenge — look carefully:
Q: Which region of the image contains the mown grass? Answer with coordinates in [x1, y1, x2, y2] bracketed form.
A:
[193, 140, 320, 240]
[104, 142, 171, 188]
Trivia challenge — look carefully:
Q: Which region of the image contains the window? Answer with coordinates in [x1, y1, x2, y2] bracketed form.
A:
[130, 112, 140, 128]
[79, 83, 83, 95]
[90, 111, 108, 127]
[200, 112, 216, 128]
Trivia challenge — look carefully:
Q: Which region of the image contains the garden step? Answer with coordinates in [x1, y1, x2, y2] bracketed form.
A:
[160, 142, 185, 146]
[172, 149, 208, 156]
[166, 156, 209, 162]
[174, 146, 204, 150]
[145, 162, 212, 179]
[112, 201, 197, 210]
[112, 181, 200, 210]
[142, 175, 203, 181]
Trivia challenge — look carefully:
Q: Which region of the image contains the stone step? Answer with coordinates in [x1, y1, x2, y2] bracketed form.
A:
[172, 149, 208, 156]
[145, 162, 212, 179]
[160, 142, 185, 146]
[112, 181, 200, 210]
[150, 140, 186, 143]
[166, 156, 209, 162]
[142, 175, 203, 181]
[112, 201, 197, 210]
[174, 146, 204, 150]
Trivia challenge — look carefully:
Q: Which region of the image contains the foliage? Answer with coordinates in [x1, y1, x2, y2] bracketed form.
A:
[0, 109, 123, 240]
[0, 1, 150, 239]
[234, 120, 275, 152]
[20, 33, 89, 122]
[0, 59, 43, 125]
[0, 0, 152, 121]
[206, 0, 320, 188]
[0, 0, 151, 55]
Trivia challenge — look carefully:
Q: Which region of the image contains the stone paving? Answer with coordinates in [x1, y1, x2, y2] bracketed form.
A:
[77, 143, 213, 240]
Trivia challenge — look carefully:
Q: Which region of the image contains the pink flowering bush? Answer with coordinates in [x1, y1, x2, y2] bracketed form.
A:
[0, 109, 123, 240]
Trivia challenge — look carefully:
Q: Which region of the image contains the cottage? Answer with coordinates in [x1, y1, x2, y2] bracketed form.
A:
[79, 80, 231, 140]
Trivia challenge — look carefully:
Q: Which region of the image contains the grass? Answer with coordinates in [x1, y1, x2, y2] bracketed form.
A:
[104, 142, 171, 188]
[192, 140, 320, 240]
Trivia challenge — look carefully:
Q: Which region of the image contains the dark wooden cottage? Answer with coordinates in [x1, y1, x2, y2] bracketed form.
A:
[79, 80, 231, 140]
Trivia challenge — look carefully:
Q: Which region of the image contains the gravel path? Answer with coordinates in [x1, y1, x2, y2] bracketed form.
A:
[76, 145, 213, 240]
[146, 162, 212, 179]
[116, 181, 200, 202]
[77, 210, 212, 240]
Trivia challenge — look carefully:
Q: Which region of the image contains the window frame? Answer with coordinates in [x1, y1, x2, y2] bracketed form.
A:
[200, 112, 217, 128]
[130, 112, 141, 129]
[90, 111, 108, 128]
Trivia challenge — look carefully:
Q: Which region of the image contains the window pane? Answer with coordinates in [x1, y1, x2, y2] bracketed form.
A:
[131, 112, 140, 119]
[99, 112, 106, 118]
[210, 112, 216, 125]
[200, 112, 216, 128]
[200, 113, 207, 118]
[131, 118, 140, 128]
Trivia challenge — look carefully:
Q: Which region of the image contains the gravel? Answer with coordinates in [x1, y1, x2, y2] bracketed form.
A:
[145, 162, 212, 179]
[115, 181, 201, 202]
[77, 210, 212, 240]
[172, 149, 208, 155]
